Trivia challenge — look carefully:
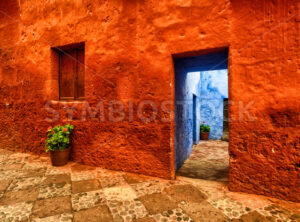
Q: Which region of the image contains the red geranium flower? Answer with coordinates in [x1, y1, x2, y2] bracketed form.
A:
[203, 121, 205, 123]
[63, 128, 68, 132]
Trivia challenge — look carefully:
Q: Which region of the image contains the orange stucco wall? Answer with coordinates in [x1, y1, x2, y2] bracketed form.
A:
[0, 0, 299, 202]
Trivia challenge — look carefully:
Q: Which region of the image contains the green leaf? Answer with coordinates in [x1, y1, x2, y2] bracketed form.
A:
[44, 124, 75, 152]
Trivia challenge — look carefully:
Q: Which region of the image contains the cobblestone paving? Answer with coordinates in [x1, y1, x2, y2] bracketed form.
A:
[177, 140, 229, 182]
[0, 146, 299, 222]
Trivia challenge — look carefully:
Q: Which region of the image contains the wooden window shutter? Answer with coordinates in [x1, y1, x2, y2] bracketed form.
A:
[76, 49, 85, 99]
[59, 47, 85, 100]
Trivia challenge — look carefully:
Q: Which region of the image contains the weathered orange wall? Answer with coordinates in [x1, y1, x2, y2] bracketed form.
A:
[0, 0, 299, 202]
[229, 0, 300, 203]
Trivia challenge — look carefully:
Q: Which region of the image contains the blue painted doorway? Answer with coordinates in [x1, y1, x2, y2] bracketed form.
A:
[174, 49, 229, 171]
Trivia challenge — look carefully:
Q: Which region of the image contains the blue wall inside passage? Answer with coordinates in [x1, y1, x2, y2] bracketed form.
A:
[200, 70, 228, 139]
[174, 50, 228, 170]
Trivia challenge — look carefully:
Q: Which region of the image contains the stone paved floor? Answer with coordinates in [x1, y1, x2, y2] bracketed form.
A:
[0, 148, 299, 222]
[177, 140, 229, 182]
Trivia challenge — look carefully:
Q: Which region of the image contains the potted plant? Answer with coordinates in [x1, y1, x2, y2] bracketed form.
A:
[200, 121, 210, 140]
[45, 123, 74, 166]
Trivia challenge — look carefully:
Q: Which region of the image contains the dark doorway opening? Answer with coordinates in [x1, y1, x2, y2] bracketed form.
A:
[193, 94, 198, 144]
[222, 98, 229, 141]
[174, 49, 229, 182]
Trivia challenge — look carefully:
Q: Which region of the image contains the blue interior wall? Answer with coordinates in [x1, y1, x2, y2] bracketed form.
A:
[174, 50, 228, 170]
[174, 68, 201, 170]
[187, 72, 201, 145]
[200, 70, 228, 139]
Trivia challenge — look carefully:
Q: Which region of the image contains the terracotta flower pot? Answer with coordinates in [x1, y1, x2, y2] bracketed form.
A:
[200, 132, 209, 140]
[50, 148, 70, 166]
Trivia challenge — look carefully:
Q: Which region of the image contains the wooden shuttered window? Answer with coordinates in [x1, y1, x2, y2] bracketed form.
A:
[59, 48, 85, 100]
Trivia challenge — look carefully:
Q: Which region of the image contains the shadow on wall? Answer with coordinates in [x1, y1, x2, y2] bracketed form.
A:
[0, 0, 20, 47]
[174, 49, 228, 170]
